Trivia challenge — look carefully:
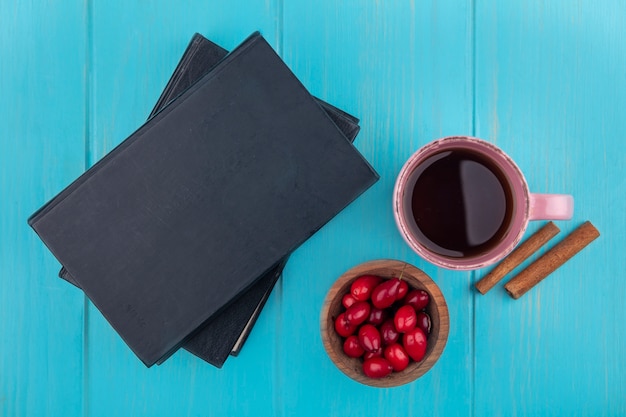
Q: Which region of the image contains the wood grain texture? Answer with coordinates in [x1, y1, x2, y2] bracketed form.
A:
[280, 0, 474, 415]
[84, 1, 281, 416]
[0, 1, 87, 416]
[1, 0, 625, 415]
[320, 260, 449, 388]
[475, 1, 626, 415]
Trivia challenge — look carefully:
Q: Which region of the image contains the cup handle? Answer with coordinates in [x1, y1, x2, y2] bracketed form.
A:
[529, 193, 574, 221]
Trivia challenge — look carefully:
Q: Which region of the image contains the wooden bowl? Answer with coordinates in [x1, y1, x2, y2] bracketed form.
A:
[320, 259, 449, 388]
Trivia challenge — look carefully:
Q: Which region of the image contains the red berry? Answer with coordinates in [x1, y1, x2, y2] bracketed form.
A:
[351, 275, 382, 301]
[371, 278, 402, 309]
[342, 293, 358, 309]
[405, 289, 430, 311]
[380, 319, 400, 346]
[394, 305, 417, 333]
[363, 348, 383, 360]
[345, 301, 371, 326]
[384, 343, 410, 372]
[367, 307, 387, 326]
[403, 327, 428, 362]
[358, 324, 381, 352]
[337, 274, 433, 380]
[334, 313, 356, 338]
[396, 280, 409, 300]
[343, 335, 365, 358]
[416, 311, 432, 334]
[362, 357, 393, 378]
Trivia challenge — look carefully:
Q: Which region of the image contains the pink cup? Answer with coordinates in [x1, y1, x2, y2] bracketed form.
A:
[393, 136, 573, 270]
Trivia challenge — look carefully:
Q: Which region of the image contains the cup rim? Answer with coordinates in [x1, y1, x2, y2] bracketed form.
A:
[392, 136, 531, 270]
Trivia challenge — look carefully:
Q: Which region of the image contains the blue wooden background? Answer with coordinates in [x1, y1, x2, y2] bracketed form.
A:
[1, 1, 624, 416]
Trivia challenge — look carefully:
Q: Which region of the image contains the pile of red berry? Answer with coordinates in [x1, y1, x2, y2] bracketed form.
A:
[334, 275, 431, 379]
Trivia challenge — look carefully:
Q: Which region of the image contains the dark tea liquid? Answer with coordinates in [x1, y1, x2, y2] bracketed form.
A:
[407, 149, 513, 258]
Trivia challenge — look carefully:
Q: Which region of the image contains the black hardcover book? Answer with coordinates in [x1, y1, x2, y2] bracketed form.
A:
[58, 33, 361, 367]
[30, 32, 378, 367]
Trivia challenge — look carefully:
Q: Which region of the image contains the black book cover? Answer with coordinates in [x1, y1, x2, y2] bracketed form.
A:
[58, 33, 361, 367]
[29, 32, 378, 367]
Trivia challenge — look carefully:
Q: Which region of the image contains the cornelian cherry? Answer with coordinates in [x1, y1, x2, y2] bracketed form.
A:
[334, 313, 356, 338]
[343, 335, 365, 358]
[394, 305, 417, 333]
[403, 327, 428, 362]
[363, 357, 393, 378]
[380, 319, 399, 346]
[384, 343, 410, 372]
[342, 293, 357, 309]
[358, 324, 381, 352]
[363, 348, 383, 360]
[416, 311, 431, 334]
[367, 307, 387, 326]
[405, 289, 430, 311]
[332, 275, 433, 379]
[371, 278, 402, 309]
[345, 301, 371, 326]
[350, 275, 382, 301]
[396, 280, 409, 300]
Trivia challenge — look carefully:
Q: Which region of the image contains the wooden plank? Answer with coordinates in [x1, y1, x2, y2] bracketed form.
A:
[474, 0, 626, 415]
[84, 1, 282, 416]
[281, 1, 474, 415]
[8, 1, 624, 415]
[0, 1, 87, 416]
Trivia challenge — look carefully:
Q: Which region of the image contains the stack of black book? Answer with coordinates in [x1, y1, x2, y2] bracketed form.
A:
[28, 32, 378, 368]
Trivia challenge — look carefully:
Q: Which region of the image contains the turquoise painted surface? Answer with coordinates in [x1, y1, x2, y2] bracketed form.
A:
[474, 2, 626, 415]
[0, 1, 624, 416]
[0, 1, 86, 416]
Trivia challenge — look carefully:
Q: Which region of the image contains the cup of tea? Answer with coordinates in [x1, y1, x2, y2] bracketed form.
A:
[393, 136, 573, 270]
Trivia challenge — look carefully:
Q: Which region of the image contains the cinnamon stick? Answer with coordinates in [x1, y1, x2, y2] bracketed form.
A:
[475, 222, 560, 294]
[504, 221, 600, 299]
